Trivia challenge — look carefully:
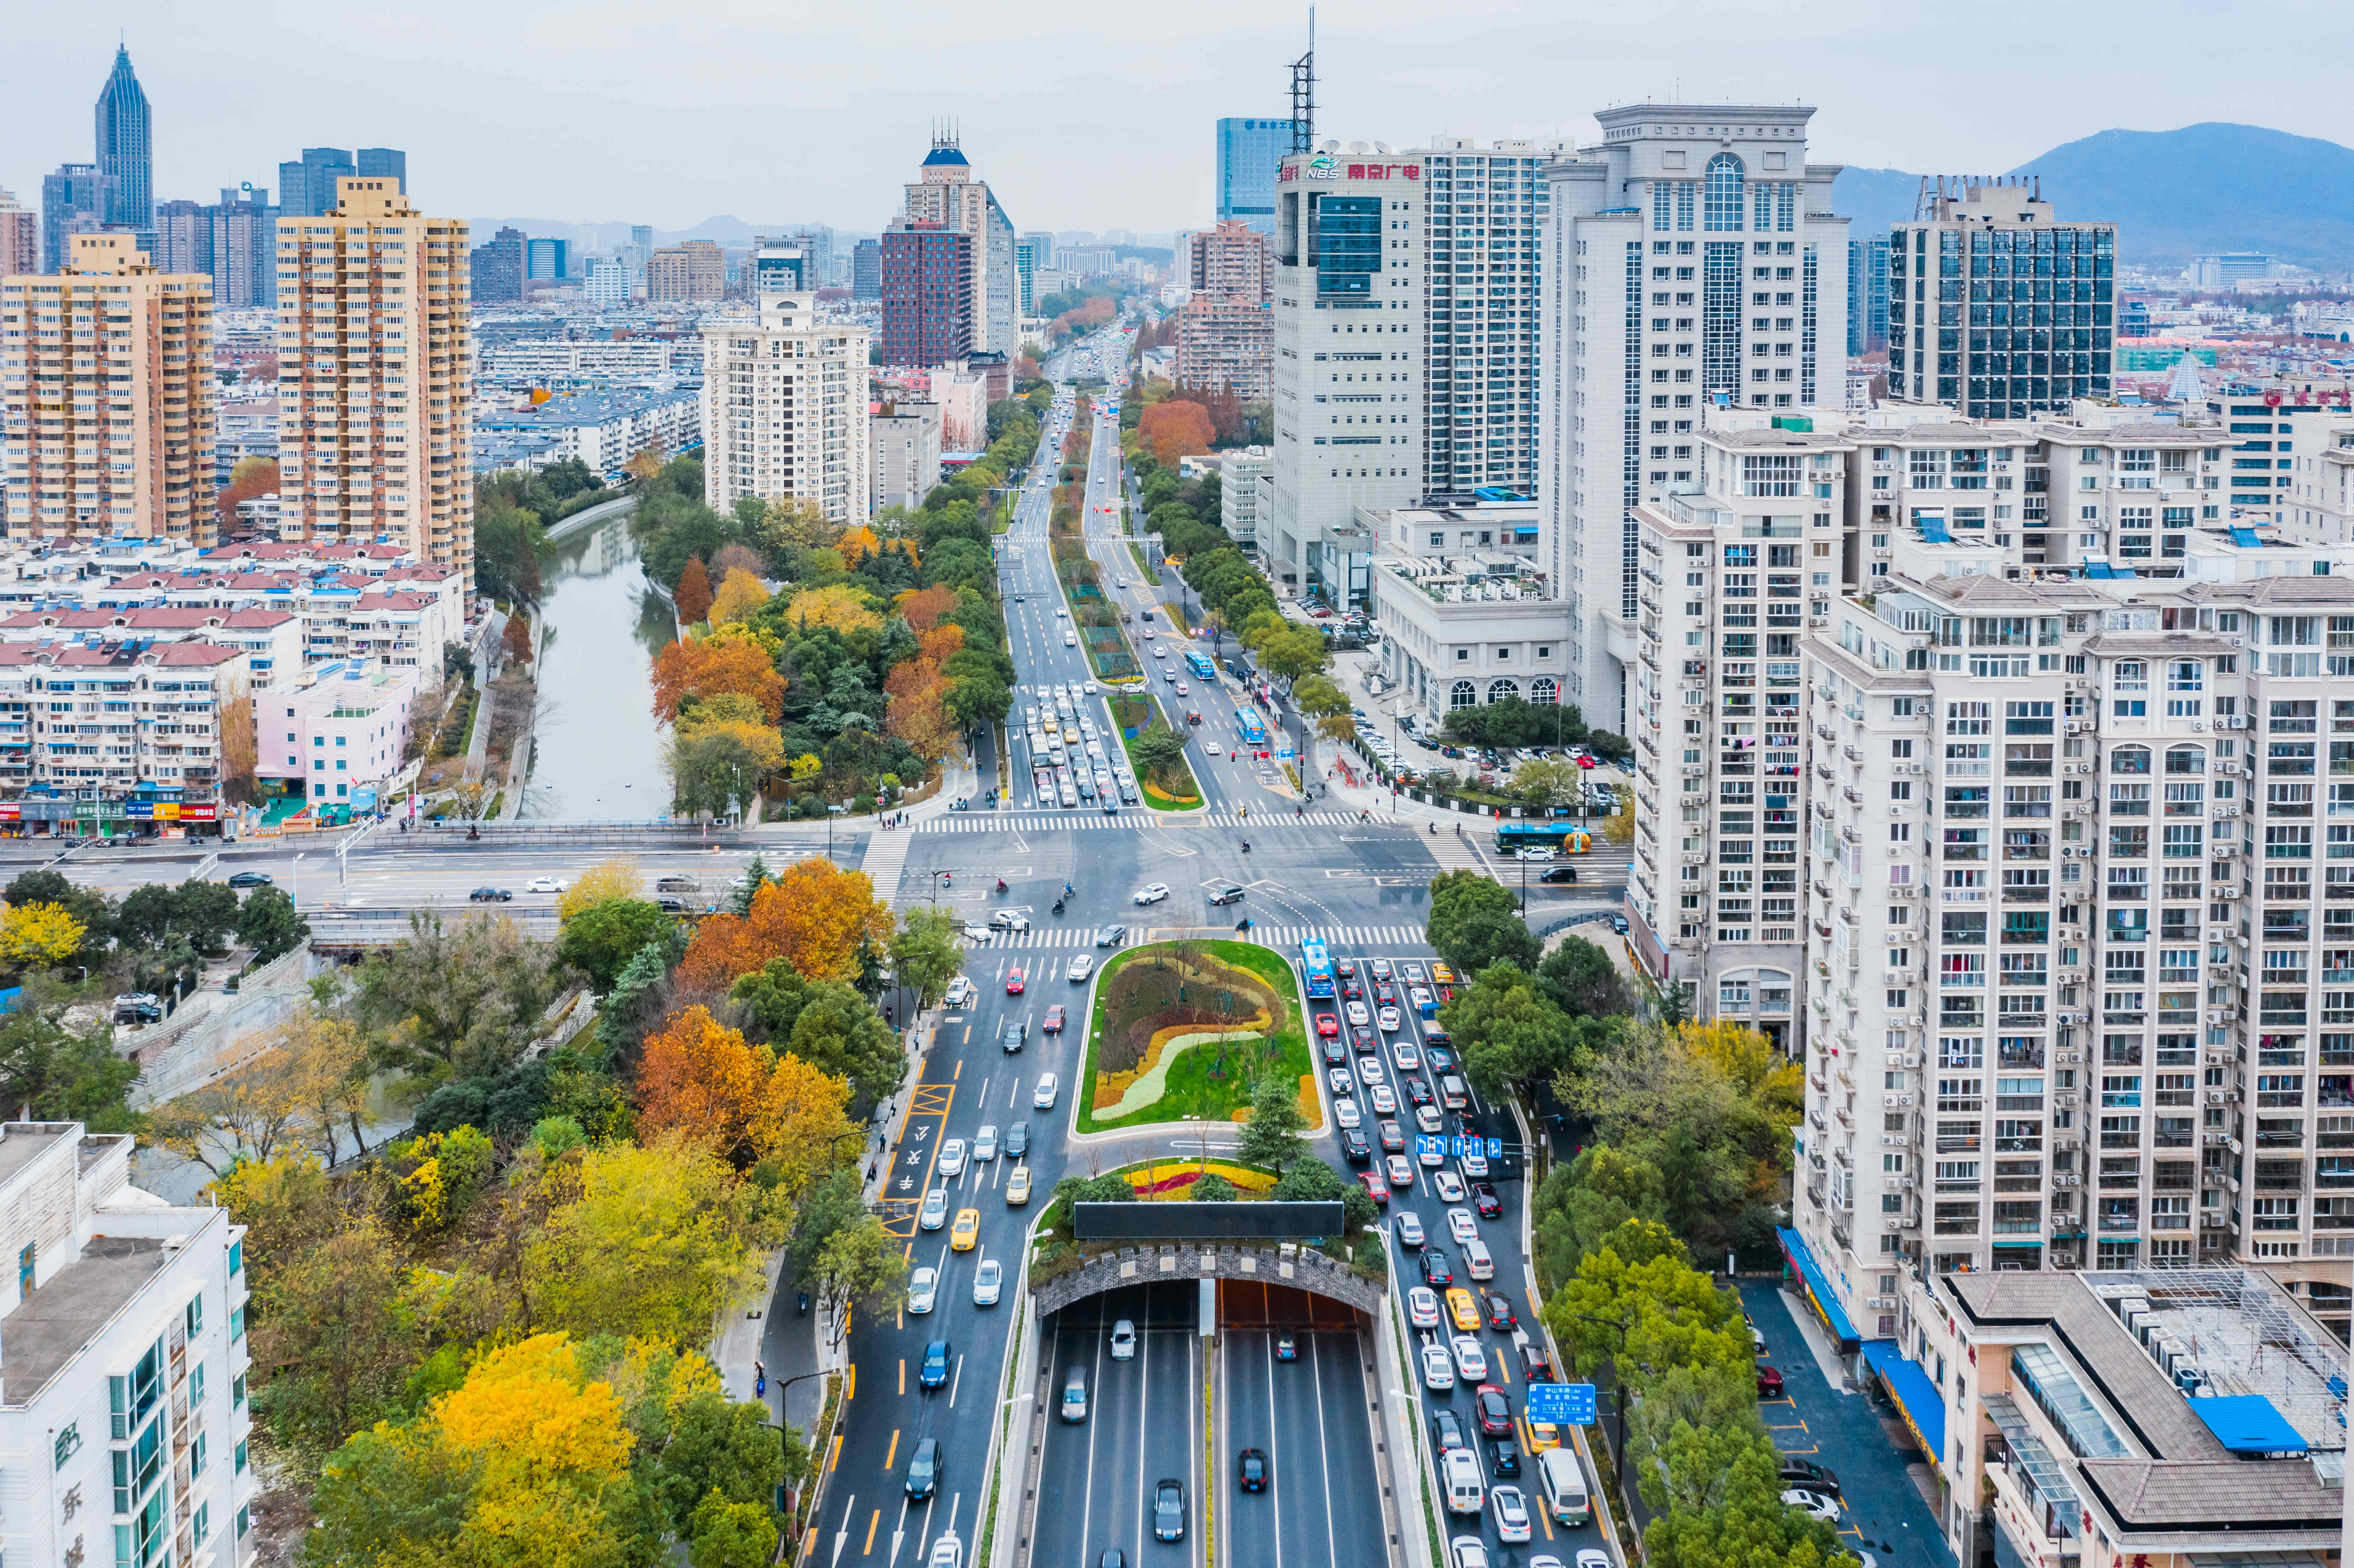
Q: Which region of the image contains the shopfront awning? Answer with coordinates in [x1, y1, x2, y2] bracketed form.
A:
[1774, 1227, 1860, 1352]
[1862, 1340, 1948, 1464]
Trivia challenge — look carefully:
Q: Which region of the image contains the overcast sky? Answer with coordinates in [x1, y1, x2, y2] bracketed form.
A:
[7, 0, 2347, 237]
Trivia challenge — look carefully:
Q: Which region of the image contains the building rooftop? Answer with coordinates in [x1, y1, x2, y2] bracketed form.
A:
[0, 1233, 171, 1404]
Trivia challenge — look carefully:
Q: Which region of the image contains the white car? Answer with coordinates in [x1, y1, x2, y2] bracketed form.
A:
[1333, 1098, 1361, 1129]
[1133, 884, 1171, 905]
[1415, 1104, 1446, 1134]
[1368, 1084, 1397, 1115]
[1420, 1341, 1456, 1391]
[1461, 1151, 1489, 1178]
[1451, 1335, 1488, 1382]
[908, 1266, 939, 1313]
[1345, 1002, 1370, 1027]
[1328, 1068, 1355, 1099]
[1394, 1211, 1426, 1249]
[1206, 742, 1224, 756]
[1781, 1490, 1840, 1523]
[1491, 1485, 1532, 1543]
[973, 1125, 999, 1161]
[1377, 1007, 1402, 1032]
[972, 1259, 1003, 1306]
[927, 1532, 964, 1568]
[1432, 1170, 1467, 1204]
[919, 1188, 948, 1229]
[1407, 1286, 1442, 1327]
[1450, 1541, 1491, 1568]
[1408, 986, 1435, 1011]
[945, 977, 976, 1008]
[1110, 1319, 1138, 1360]
[937, 1139, 967, 1177]
[1355, 1054, 1385, 1086]
[526, 875, 568, 893]
[1573, 1552, 1613, 1568]
[1446, 1207, 1479, 1244]
[1392, 1041, 1421, 1070]
[1034, 1073, 1060, 1108]
[1419, 1137, 1446, 1169]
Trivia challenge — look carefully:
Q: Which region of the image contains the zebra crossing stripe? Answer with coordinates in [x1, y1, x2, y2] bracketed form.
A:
[973, 923, 1434, 950]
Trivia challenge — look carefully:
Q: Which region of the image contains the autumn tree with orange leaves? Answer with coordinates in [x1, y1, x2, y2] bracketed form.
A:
[650, 638, 786, 725]
[894, 585, 958, 632]
[1138, 398, 1215, 468]
[673, 859, 894, 994]
[635, 1005, 855, 1176]
[674, 557, 714, 625]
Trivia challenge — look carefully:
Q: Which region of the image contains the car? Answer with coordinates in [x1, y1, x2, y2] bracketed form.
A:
[1327, 1067, 1354, 1099]
[1430, 961, 1455, 985]
[224, 870, 273, 888]
[919, 1188, 949, 1230]
[1492, 1484, 1532, 1543]
[1483, 1291, 1518, 1331]
[1152, 1479, 1185, 1543]
[1447, 1207, 1479, 1244]
[950, 1209, 980, 1250]
[1408, 986, 1435, 1011]
[1372, 979, 1395, 1003]
[1400, 961, 1426, 983]
[1133, 884, 1171, 905]
[1315, 1012, 1340, 1038]
[1781, 1489, 1840, 1523]
[973, 1258, 1003, 1305]
[1420, 1248, 1454, 1288]
[1393, 1212, 1426, 1250]
[1358, 1169, 1390, 1206]
[1206, 742, 1223, 756]
[1006, 968, 1026, 994]
[1475, 1384, 1513, 1437]
[1353, 1026, 1379, 1053]
[1446, 1286, 1483, 1332]
[1377, 1006, 1402, 1032]
[526, 875, 568, 893]
[1110, 1319, 1137, 1360]
[1033, 1074, 1060, 1110]
[1355, 1053, 1385, 1084]
[1208, 884, 1245, 905]
[1341, 976, 1364, 1001]
[1609, 913, 1629, 934]
[1042, 1005, 1066, 1035]
[1385, 1153, 1414, 1190]
[1000, 1019, 1028, 1054]
[1431, 1170, 1467, 1204]
[1378, 1120, 1407, 1152]
[1392, 1040, 1421, 1070]
[1750, 1321, 1768, 1357]
[1095, 923, 1130, 948]
[1333, 1098, 1361, 1129]
[1538, 866, 1580, 884]
[1345, 1001, 1370, 1027]
[1403, 1076, 1433, 1107]
[1778, 1459, 1840, 1495]
[1407, 1286, 1442, 1327]
[1237, 1447, 1269, 1492]
[1370, 958, 1393, 980]
[1321, 1036, 1349, 1068]
[989, 910, 1031, 932]
[1432, 1407, 1470, 1453]
[1757, 1365, 1786, 1399]
[1275, 1335, 1297, 1360]
[1421, 1342, 1456, 1392]
[973, 1125, 999, 1161]
[937, 1139, 968, 1177]
[905, 1434, 942, 1500]
[1461, 1150, 1489, 1179]
[1368, 1083, 1397, 1114]
[1339, 1124, 1370, 1160]
[927, 1535, 965, 1568]
[113, 992, 163, 1024]
[1451, 1335, 1488, 1382]
[945, 976, 976, 1008]
[1415, 1104, 1446, 1134]
[1449, 1540, 1490, 1568]
[1006, 1166, 1033, 1204]
[1067, 954, 1095, 982]
[467, 886, 512, 902]
[1472, 1182, 1503, 1220]
[907, 1266, 939, 1313]
[1426, 1044, 1457, 1073]
[919, 1339, 951, 1391]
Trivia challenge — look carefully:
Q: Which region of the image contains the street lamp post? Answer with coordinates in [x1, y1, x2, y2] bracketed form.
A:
[291, 852, 305, 912]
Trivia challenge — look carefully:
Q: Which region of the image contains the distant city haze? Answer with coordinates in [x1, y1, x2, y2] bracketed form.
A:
[4, 0, 2348, 233]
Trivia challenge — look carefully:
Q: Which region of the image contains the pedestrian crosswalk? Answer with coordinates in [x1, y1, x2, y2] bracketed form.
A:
[974, 922, 1434, 951]
[856, 828, 913, 897]
[920, 809, 1397, 833]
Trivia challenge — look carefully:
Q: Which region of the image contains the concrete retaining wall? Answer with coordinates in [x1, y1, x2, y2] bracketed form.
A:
[1032, 1241, 1384, 1319]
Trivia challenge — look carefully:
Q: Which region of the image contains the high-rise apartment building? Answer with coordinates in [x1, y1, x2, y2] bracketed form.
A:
[1217, 118, 1304, 236]
[274, 177, 472, 570]
[1013, 233, 1049, 316]
[646, 240, 725, 301]
[1, 233, 217, 541]
[900, 134, 1016, 354]
[1419, 137, 1566, 500]
[277, 149, 402, 219]
[701, 241, 870, 525]
[582, 256, 630, 307]
[470, 226, 524, 302]
[1538, 103, 1850, 733]
[39, 164, 112, 274]
[1848, 236, 1890, 356]
[0, 190, 36, 279]
[1264, 142, 1426, 607]
[93, 45, 153, 235]
[852, 239, 881, 301]
[1887, 178, 2113, 420]
[1174, 220, 1274, 401]
[623, 223, 654, 286]
[880, 221, 973, 368]
[206, 187, 278, 308]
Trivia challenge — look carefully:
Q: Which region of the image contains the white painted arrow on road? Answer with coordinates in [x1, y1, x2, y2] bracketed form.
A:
[829, 1495, 854, 1568]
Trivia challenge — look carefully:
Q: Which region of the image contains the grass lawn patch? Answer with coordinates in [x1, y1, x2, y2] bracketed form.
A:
[1075, 940, 1313, 1134]
[1111, 691, 1202, 811]
[1128, 542, 1153, 575]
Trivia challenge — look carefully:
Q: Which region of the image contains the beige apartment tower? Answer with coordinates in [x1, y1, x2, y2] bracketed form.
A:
[1, 232, 217, 541]
[701, 241, 871, 525]
[274, 177, 472, 572]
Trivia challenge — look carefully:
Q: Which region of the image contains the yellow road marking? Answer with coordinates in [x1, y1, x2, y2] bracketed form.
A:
[863, 1509, 880, 1555]
[846, 1362, 855, 1398]
[828, 1433, 843, 1472]
[884, 1428, 899, 1470]
[899, 1359, 906, 1396]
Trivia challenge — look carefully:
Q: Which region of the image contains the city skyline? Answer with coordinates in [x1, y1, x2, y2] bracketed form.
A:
[5, 2, 2350, 233]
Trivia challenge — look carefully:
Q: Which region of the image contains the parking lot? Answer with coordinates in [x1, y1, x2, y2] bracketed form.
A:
[1741, 1280, 1954, 1568]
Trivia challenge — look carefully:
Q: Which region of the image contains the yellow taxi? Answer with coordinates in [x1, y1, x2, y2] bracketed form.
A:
[1007, 1167, 1033, 1205]
[1445, 1287, 1483, 1333]
[950, 1209, 980, 1251]
[1525, 1419, 1561, 1453]
[1431, 961, 1456, 985]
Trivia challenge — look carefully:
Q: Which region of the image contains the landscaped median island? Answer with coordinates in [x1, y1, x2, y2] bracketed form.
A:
[1073, 939, 1317, 1134]
[1108, 689, 1202, 809]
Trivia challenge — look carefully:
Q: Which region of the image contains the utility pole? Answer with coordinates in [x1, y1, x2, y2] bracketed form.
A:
[1572, 1311, 1634, 1500]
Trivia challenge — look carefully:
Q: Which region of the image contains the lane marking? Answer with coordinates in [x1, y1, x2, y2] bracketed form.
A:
[884, 1428, 898, 1471]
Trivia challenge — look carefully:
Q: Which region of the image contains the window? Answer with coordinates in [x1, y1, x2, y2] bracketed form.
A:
[1449, 679, 1476, 708]
[1703, 154, 1745, 232]
[230, 1304, 245, 1343]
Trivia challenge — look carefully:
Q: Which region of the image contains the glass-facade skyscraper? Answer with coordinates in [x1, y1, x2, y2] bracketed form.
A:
[93, 45, 152, 233]
[1216, 118, 1302, 236]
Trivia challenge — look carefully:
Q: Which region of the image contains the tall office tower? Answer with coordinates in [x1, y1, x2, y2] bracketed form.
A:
[1263, 142, 1425, 606]
[1217, 119, 1303, 236]
[93, 45, 153, 234]
[1021, 230, 1056, 272]
[274, 177, 472, 569]
[0, 190, 36, 278]
[646, 241, 725, 301]
[153, 198, 210, 275]
[278, 148, 355, 218]
[624, 223, 654, 285]
[1847, 236, 1890, 355]
[39, 164, 112, 274]
[1012, 234, 1047, 315]
[900, 132, 1016, 353]
[357, 147, 406, 190]
[701, 241, 870, 525]
[1, 233, 216, 541]
[207, 187, 278, 308]
[471, 225, 525, 302]
[582, 257, 631, 307]
[524, 236, 568, 282]
[880, 221, 973, 367]
[1174, 221, 1275, 401]
[1538, 104, 1849, 733]
[1418, 137, 1567, 501]
[781, 227, 834, 287]
[852, 239, 882, 301]
[1887, 177, 2113, 419]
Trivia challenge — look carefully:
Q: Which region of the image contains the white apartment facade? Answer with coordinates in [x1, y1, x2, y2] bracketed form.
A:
[1264, 142, 1426, 607]
[1539, 104, 1850, 735]
[700, 243, 870, 526]
[871, 400, 941, 512]
[1218, 445, 1270, 548]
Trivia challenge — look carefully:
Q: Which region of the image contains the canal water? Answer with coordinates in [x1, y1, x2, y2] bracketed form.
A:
[520, 512, 678, 820]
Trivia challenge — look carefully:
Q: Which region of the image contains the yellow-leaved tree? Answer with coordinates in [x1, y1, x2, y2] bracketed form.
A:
[0, 901, 86, 970]
[709, 568, 770, 627]
[781, 584, 883, 638]
[558, 859, 644, 922]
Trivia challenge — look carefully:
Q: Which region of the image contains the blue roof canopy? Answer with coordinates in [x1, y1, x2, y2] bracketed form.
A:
[1861, 1341, 1947, 1460]
[2190, 1394, 2308, 1455]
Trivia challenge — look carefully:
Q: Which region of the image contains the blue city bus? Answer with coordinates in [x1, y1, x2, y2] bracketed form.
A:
[1300, 938, 1336, 1000]
[1185, 651, 1216, 681]
[1494, 821, 1594, 855]
[1235, 706, 1269, 749]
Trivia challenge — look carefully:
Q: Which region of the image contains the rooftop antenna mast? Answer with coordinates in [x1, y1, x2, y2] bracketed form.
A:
[1289, 7, 1317, 154]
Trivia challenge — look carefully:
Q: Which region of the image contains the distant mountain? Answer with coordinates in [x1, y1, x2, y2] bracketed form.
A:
[1831, 123, 2354, 268]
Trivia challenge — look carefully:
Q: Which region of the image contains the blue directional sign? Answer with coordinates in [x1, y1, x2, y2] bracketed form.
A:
[1525, 1382, 1597, 1427]
[1488, 1138, 1504, 1159]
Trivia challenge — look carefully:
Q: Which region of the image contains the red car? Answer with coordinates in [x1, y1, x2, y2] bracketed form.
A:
[1043, 1005, 1065, 1033]
[1358, 1169, 1390, 1206]
[1475, 1384, 1513, 1437]
[1756, 1366, 1785, 1399]
[1315, 1012, 1339, 1038]
[1006, 967, 1026, 995]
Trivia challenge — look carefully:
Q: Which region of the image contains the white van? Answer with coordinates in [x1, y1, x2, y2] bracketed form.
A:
[1537, 1448, 1591, 1526]
[1442, 1448, 1485, 1515]
[1463, 1237, 1495, 1282]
